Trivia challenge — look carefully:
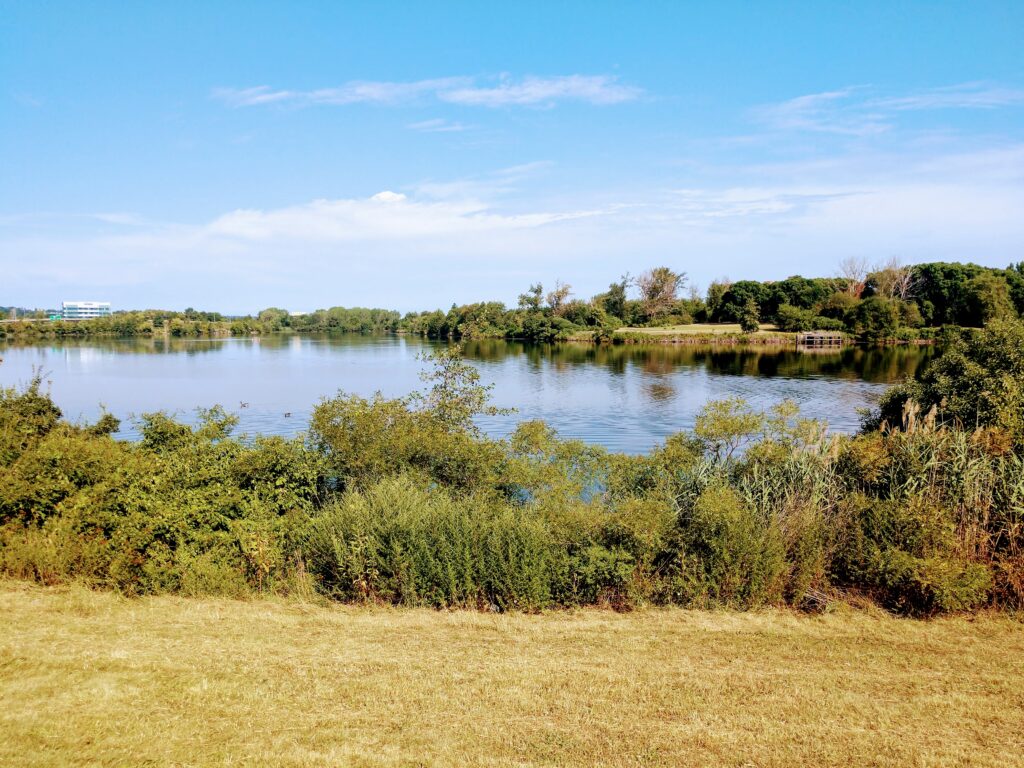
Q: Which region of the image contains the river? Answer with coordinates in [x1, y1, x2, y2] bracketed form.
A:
[0, 334, 933, 453]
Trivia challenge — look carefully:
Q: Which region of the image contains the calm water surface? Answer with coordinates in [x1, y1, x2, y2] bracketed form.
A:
[0, 334, 933, 453]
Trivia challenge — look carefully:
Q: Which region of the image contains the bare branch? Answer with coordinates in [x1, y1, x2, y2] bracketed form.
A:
[838, 256, 870, 297]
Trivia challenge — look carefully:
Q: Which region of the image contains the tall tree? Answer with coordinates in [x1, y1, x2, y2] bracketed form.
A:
[518, 283, 544, 312]
[545, 281, 572, 315]
[601, 274, 630, 321]
[964, 273, 1015, 325]
[838, 256, 870, 297]
[636, 267, 685, 321]
[738, 298, 760, 333]
[705, 279, 731, 320]
[870, 257, 919, 300]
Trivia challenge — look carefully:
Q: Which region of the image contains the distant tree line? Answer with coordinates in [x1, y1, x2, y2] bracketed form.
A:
[401, 260, 1024, 343]
[3, 260, 1022, 344]
[0, 306, 401, 341]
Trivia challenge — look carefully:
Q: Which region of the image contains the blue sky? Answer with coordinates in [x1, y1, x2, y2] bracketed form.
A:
[2, 1, 1023, 313]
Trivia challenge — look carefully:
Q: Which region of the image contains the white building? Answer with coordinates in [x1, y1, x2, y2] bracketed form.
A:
[62, 301, 112, 320]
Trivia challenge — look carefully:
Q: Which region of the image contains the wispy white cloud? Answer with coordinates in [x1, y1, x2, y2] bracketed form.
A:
[871, 82, 1024, 111]
[411, 161, 552, 202]
[213, 74, 641, 109]
[211, 86, 296, 107]
[756, 81, 1024, 135]
[754, 87, 889, 136]
[204, 191, 608, 242]
[211, 79, 470, 108]
[438, 75, 642, 107]
[406, 118, 473, 133]
[663, 188, 857, 221]
[12, 91, 44, 108]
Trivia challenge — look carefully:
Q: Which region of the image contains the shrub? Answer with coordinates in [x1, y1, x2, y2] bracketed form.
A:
[308, 393, 506, 492]
[775, 304, 816, 332]
[302, 477, 555, 610]
[673, 484, 786, 608]
[851, 296, 900, 342]
[831, 493, 993, 615]
[0, 374, 64, 466]
[868, 319, 1024, 443]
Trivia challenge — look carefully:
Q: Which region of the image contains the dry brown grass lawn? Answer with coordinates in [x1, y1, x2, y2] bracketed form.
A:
[1, 580, 1022, 767]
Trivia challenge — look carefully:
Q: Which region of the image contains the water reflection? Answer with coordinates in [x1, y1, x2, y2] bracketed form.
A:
[460, 339, 933, 383]
[0, 334, 934, 453]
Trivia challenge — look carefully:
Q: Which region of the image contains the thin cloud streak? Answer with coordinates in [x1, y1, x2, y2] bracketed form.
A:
[757, 82, 1024, 135]
[213, 75, 642, 109]
[754, 87, 890, 136]
[205, 193, 611, 242]
[438, 75, 642, 107]
[407, 118, 473, 133]
[870, 82, 1024, 111]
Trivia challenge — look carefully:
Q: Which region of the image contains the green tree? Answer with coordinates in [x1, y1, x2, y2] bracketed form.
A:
[545, 281, 572, 315]
[601, 276, 630, 321]
[411, 345, 511, 432]
[738, 299, 760, 333]
[518, 283, 544, 312]
[257, 307, 290, 330]
[774, 304, 816, 332]
[850, 296, 899, 342]
[705, 279, 731, 320]
[636, 267, 685, 322]
[912, 262, 985, 325]
[714, 281, 770, 323]
[869, 319, 1024, 442]
[817, 291, 858, 322]
[767, 276, 844, 318]
[963, 273, 1015, 326]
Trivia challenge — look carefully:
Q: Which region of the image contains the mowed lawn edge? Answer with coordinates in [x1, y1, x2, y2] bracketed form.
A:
[1, 580, 1022, 768]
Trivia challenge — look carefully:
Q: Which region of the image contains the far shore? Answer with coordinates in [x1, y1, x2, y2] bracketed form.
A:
[1, 320, 940, 347]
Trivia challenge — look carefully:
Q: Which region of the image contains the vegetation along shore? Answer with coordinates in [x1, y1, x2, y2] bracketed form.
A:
[2, 318, 1023, 615]
[4, 259, 1023, 345]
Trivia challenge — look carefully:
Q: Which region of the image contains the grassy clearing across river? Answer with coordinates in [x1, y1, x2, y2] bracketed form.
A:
[1, 580, 1022, 768]
[616, 322, 782, 335]
[604, 322, 802, 345]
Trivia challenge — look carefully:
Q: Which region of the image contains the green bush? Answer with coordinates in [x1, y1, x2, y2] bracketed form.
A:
[738, 299, 760, 333]
[867, 549, 992, 615]
[775, 304, 816, 332]
[302, 476, 554, 609]
[851, 296, 900, 342]
[673, 484, 786, 607]
[869, 320, 1024, 444]
[0, 375, 64, 466]
[831, 493, 992, 615]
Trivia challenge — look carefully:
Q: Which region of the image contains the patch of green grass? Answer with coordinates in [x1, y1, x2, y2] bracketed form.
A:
[615, 323, 783, 335]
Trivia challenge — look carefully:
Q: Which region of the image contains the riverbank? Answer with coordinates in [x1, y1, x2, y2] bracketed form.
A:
[1, 580, 1021, 767]
[2, 320, 939, 347]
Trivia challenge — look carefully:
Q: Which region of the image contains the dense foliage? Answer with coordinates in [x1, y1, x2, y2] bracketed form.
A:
[4, 261, 1021, 344]
[869, 320, 1024, 443]
[396, 260, 1024, 342]
[3, 324, 1024, 615]
[0, 306, 400, 341]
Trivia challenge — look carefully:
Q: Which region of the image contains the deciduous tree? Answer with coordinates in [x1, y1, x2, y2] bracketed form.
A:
[636, 267, 685, 321]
